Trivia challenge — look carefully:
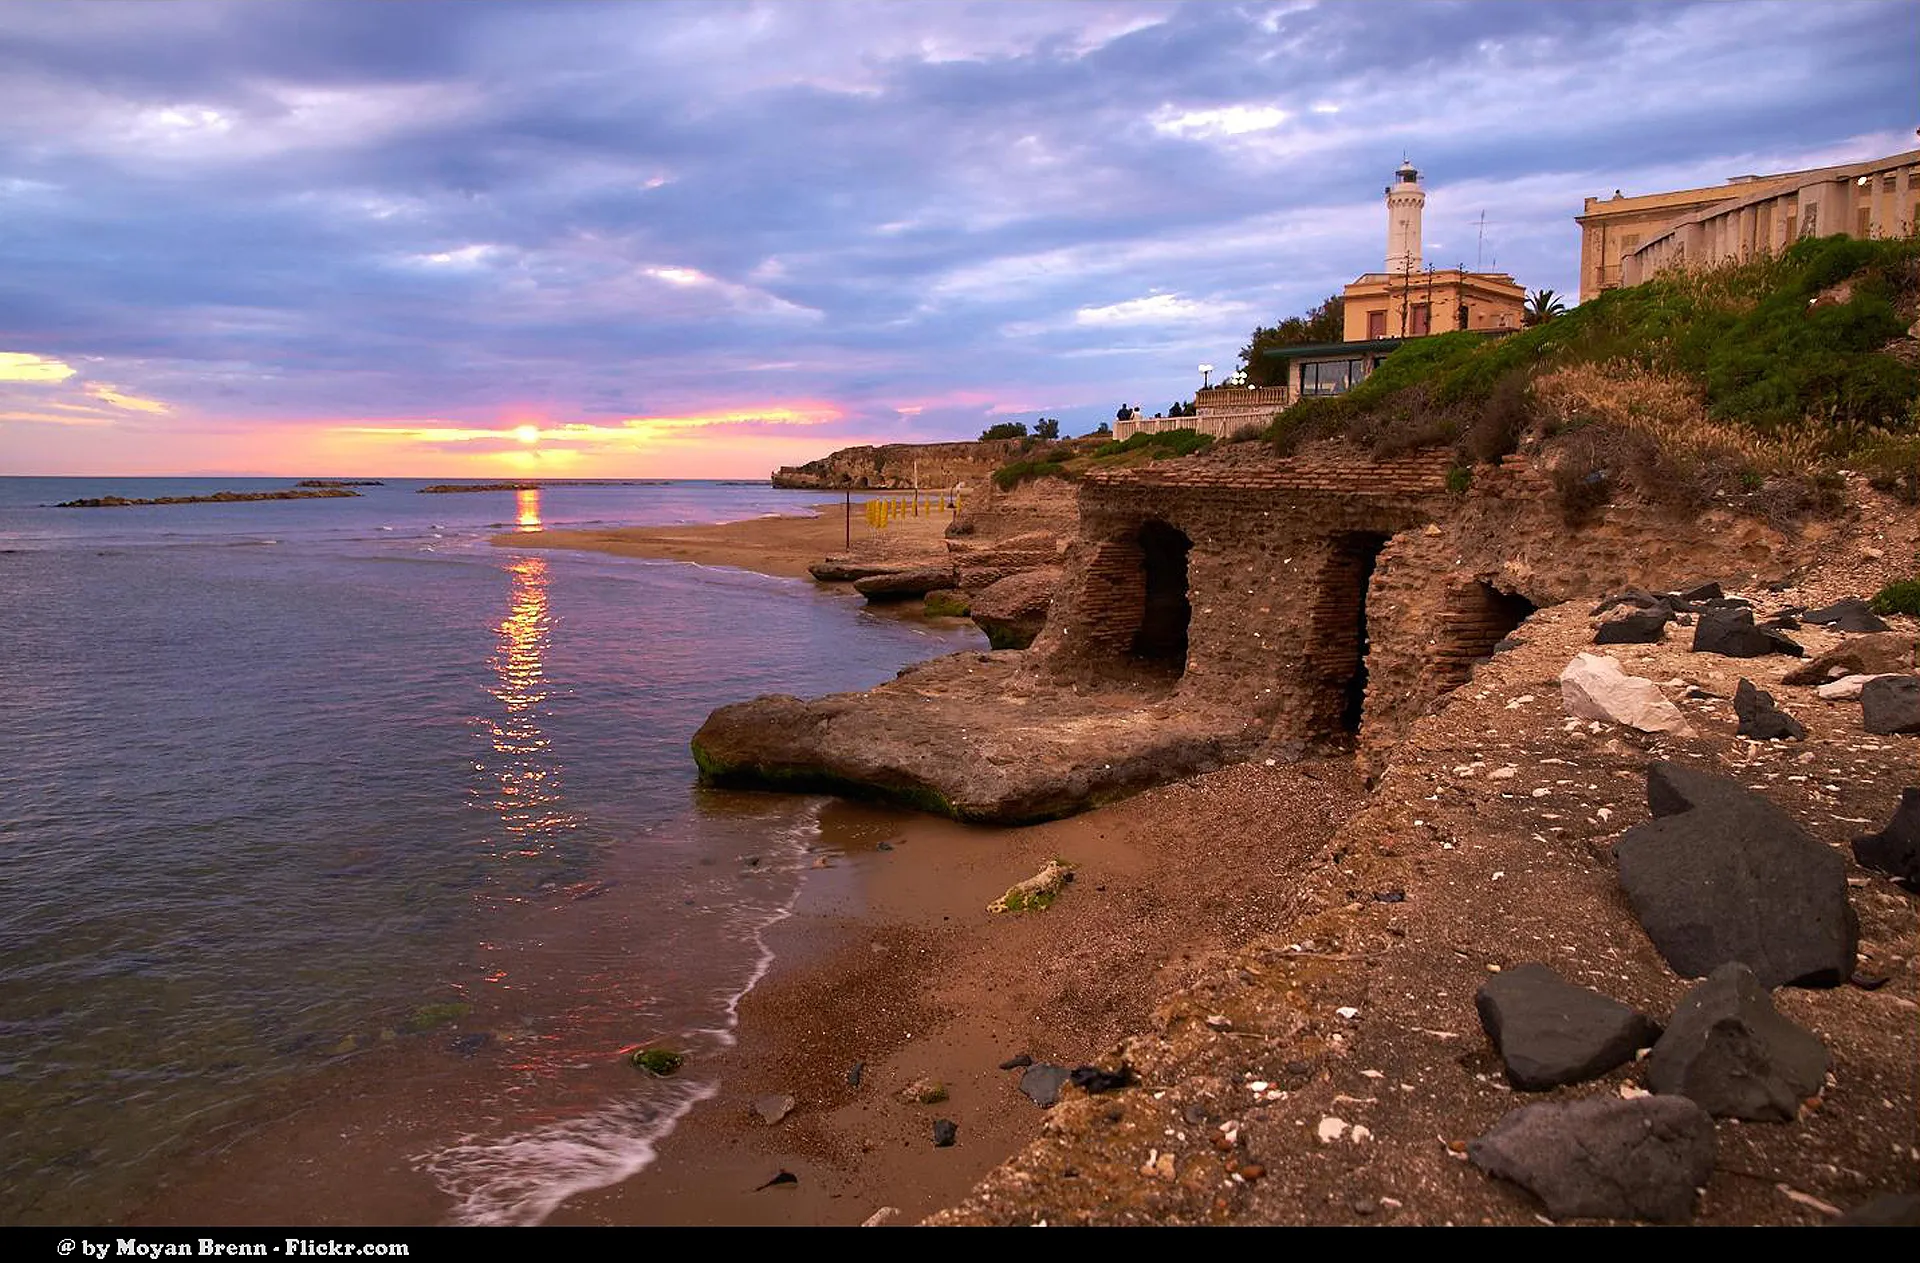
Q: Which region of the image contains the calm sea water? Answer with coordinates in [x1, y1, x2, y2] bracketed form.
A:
[0, 477, 981, 1225]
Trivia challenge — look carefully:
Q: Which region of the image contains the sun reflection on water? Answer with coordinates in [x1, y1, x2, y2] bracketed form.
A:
[476, 554, 578, 872]
[514, 487, 541, 531]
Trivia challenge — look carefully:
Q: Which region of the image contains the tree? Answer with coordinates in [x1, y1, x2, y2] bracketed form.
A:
[1524, 288, 1567, 326]
[1090, 421, 1111, 437]
[1237, 294, 1344, 386]
[980, 420, 1029, 441]
[1033, 417, 1060, 440]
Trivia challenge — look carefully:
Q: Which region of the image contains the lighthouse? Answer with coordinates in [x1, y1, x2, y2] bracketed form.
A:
[1385, 158, 1424, 275]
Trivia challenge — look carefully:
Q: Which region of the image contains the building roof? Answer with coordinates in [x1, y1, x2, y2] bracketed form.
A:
[1261, 338, 1405, 360]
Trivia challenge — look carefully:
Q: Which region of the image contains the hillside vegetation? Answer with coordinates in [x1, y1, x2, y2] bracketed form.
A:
[1263, 235, 1920, 516]
[992, 427, 1215, 490]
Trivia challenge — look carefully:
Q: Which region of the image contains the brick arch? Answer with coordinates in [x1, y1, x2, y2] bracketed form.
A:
[1068, 519, 1192, 674]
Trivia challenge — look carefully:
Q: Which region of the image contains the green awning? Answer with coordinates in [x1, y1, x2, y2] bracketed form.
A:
[1260, 338, 1405, 360]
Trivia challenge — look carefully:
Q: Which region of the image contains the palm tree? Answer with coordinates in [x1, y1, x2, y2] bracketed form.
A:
[1524, 288, 1567, 326]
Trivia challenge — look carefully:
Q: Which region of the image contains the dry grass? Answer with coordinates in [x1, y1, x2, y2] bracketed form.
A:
[1531, 360, 1832, 476]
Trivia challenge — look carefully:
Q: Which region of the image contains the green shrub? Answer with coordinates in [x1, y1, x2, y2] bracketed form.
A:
[1445, 463, 1473, 495]
[992, 459, 1073, 491]
[1870, 578, 1920, 617]
[1092, 428, 1215, 460]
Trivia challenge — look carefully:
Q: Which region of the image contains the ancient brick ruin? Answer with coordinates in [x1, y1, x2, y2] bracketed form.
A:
[697, 442, 1799, 819]
[1020, 446, 1789, 771]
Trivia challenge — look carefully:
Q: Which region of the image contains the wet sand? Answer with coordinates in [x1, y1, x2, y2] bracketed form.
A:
[493, 499, 956, 580]
[549, 765, 1362, 1227]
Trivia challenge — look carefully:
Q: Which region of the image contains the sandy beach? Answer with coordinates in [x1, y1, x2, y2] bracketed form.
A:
[491, 506, 1363, 1225]
[494, 497, 957, 580]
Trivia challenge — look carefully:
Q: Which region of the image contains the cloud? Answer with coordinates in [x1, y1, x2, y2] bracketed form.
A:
[1, 0, 1914, 472]
[0, 351, 77, 382]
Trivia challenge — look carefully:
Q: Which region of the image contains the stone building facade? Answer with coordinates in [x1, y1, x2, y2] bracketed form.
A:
[1576, 145, 1920, 301]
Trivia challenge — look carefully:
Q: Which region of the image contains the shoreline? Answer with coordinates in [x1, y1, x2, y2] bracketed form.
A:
[491, 499, 956, 581]
[544, 765, 1366, 1226]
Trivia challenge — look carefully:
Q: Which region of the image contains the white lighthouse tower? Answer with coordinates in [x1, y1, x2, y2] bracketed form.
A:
[1385, 158, 1424, 275]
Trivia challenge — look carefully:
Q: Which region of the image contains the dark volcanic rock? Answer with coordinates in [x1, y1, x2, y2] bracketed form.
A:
[1592, 587, 1666, 616]
[1647, 963, 1828, 1121]
[1594, 606, 1671, 645]
[1468, 1095, 1714, 1224]
[1733, 678, 1806, 740]
[1618, 763, 1857, 988]
[1691, 607, 1803, 658]
[1475, 964, 1661, 1090]
[1674, 581, 1725, 603]
[1835, 1193, 1920, 1226]
[1854, 788, 1920, 887]
[1861, 675, 1920, 735]
[1781, 632, 1919, 685]
[853, 565, 959, 600]
[1803, 597, 1891, 633]
[1018, 1063, 1073, 1108]
[932, 1118, 958, 1147]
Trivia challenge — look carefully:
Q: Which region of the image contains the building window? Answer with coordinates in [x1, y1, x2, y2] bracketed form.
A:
[1457, 301, 1470, 330]
[1857, 204, 1872, 237]
[1411, 303, 1431, 336]
[1882, 175, 1898, 194]
[1621, 233, 1640, 252]
[1300, 358, 1371, 397]
[1366, 310, 1387, 339]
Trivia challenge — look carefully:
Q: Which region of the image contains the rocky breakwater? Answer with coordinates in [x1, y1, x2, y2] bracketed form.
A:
[691, 651, 1261, 824]
[56, 487, 359, 508]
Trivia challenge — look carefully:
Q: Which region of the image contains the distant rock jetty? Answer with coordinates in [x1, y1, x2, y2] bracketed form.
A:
[417, 480, 664, 493]
[297, 479, 384, 487]
[56, 488, 360, 508]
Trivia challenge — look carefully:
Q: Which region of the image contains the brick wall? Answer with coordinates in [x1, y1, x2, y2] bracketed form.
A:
[1025, 445, 1799, 770]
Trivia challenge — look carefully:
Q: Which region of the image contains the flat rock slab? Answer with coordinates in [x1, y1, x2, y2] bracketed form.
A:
[1803, 597, 1891, 633]
[1648, 963, 1828, 1121]
[1815, 673, 1896, 700]
[1861, 675, 1920, 735]
[1468, 1095, 1714, 1224]
[1854, 787, 1920, 888]
[692, 652, 1258, 824]
[1781, 632, 1918, 685]
[1617, 762, 1857, 988]
[1476, 963, 1660, 1090]
[1734, 678, 1806, 740]
[1692, 607, 1803, 658]
[808, 556, 920, 583]
[853, 565, 960, 600]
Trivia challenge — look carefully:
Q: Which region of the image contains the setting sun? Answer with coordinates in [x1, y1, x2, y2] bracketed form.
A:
[514, 424, 541, 445]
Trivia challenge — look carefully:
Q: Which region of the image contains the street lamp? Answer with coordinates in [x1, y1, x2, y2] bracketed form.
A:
[1198, 363, 1214, 389]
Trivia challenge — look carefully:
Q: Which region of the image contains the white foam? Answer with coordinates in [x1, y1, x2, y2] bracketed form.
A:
[421, 1076, 717, 1226]
[418, 805, 822, 1223]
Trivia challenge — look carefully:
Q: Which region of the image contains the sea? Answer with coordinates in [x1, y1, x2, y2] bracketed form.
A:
[0, 476, 982, 1226]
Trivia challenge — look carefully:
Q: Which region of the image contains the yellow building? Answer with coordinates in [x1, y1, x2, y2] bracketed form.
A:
[1576, 146, 1920, 301]
[1340, 162, 1525, 340]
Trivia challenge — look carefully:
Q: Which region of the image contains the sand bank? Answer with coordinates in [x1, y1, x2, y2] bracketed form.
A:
[493, 501, 956, 581]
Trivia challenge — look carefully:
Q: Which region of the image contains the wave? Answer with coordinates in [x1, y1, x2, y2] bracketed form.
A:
[414, 807, 819, 1224]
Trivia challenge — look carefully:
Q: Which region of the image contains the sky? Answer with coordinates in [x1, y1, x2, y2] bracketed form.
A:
[1, 0, 1915, 479]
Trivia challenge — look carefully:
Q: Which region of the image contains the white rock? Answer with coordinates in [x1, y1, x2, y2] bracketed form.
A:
[1558, 652, 1694, 735]
[1816, 673, 1896, 700]
[862, 1207, 902, 1227]
[1488, 765, 1518, 780]
[1316, 1116, 1349, 1144]
[1351, 1124, 1373, 1144]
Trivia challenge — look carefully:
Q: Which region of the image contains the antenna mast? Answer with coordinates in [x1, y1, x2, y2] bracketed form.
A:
[1476, 211, 1486, 271]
